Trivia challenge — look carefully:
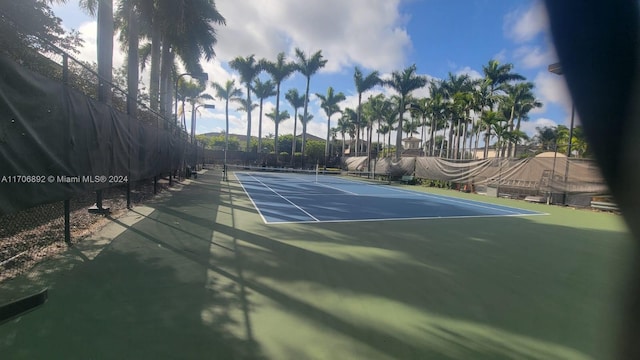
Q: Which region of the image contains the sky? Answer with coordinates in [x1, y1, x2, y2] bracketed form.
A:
[50, 0, 573, 146]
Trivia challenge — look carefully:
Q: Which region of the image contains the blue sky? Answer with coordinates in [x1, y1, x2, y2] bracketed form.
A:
[51, 0, 572, 146]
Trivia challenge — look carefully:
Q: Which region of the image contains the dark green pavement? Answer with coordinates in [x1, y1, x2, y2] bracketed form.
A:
[0, 170, 634, 359]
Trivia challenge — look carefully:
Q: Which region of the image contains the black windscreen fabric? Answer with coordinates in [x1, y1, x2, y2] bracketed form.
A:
[0, 55, 191, 215]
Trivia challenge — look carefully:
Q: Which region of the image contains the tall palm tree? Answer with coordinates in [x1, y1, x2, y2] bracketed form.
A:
[114, 0, 140, 116]
[315, 87, 346, 165]
[212, 79, 242, 154]
[160, 1, 225, 119]
[285, 88, 306, 164]
[481, 59, 524, 158]
[505, 82, 542, 157]
[336, 116, 353, 158]
[364, 94, 391, 159]
[252, 78, 276, 154]
[441, 73, 473, 159]
[58, 0, 113, 103]
[230, 55, 261, 152]
[294, 48, 327, 155]
[472, 79, 494, 157]
[261, 52, 295, 156]
[177, 79, 212, 143]
[354, 67, 381, 157]
[381, 107, 398, 157]
[384, 64, 427, 160]
[298, 113, 314, 159]
[265, 110, 290, 163]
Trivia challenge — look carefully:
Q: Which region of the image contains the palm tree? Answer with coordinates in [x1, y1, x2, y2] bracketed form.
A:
[472, 79, 494, 157]
[294, 48, 327, 155]
[177, 78, 212, 143]
[285, 88, 306, 164]
[354, 67, 381, 156]
[364, 94, 391, 159]
[441, 73, 474, 159]
[157, 1, 225, 119]
[213, 80, 243, 154]
[481, 59, 525, 157]
[384, 64, 427, 160]
[533, 126, 558, 152]
[114, 0, 140, 116]
[510, 83, 542, 157]
[336, 116, 353, 158]
[298, 113, 315, 159]
[265, 110, 290, 163]
[252, 78, 276, 154]
[261, 52, 295, 155]
[230, 55, 261, 152]
[315, 87, 346, 165]
[57, 0, 113, 103]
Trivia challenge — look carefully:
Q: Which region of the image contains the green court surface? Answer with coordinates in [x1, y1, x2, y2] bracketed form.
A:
[0, 169, 633, 359]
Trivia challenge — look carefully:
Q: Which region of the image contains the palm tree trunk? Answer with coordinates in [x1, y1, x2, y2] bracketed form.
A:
[395, 99, 404, 160]
[447, 119, 454, 159]
[160, 40, 172, 121]
[275, 123, 279, 163]
[367, 123, 373, 169]
[190, 101, 196, 143]
[246, 86, 253, 153]
[149, 15, 161, 111]
[126, 5, 138, 118]
[302, 76, 311, 156]
[377, 121, 382, 159]
[258, 100, 264, 155]
[97, 0, 113, 105]
[325, 114, 331, 166]
[290, 109, 298, 166]
[461, 122, 468, 160]
[430, 119, 436, 156]
[440, 128, 447, 157]
[225, 100, 229, 152]
[512, 116, 523, 157]
[474, 131, 480, 159]
[483, 126, 491, 159]
[506, 105, 516, 158]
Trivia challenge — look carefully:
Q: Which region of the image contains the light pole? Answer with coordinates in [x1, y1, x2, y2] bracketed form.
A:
[172, 72, 208, 182]
[193, 104, 215, 143]
[192, 104, 215, 173]
[548, 62, 575, 205]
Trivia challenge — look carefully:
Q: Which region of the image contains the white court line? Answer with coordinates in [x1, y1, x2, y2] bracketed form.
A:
[263, 212, 548, 225]
[356, 183, 537, 215]
[246, 174, 320, 222]
[234, 173, 269, 224]
[312, 181, 358, 195]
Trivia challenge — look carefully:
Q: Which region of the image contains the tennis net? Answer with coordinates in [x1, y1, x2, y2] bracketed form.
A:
[223, 164, 390, 186]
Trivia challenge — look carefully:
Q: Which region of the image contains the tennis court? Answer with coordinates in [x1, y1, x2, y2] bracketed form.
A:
[235, 170, 543, 224]
[0, 168, 632, 359]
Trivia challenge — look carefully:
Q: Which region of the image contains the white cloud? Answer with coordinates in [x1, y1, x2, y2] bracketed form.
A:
[456, 66, 483, 81]
[513, 46, 551, 69]
[533, 70, 572, 114]
[503, 1, 549, 43]
[493, 49, 508, 63]
[520, 117, 557, 137]
[75, 21, 126, 70]
[214, 0, 411, 73]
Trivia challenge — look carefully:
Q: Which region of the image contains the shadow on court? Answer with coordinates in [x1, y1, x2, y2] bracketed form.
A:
[0, 171, 266, 359]
[0, 169, 633, 359]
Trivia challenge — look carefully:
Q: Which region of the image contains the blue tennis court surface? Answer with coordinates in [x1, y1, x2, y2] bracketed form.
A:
[234, 171, 544, 224]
